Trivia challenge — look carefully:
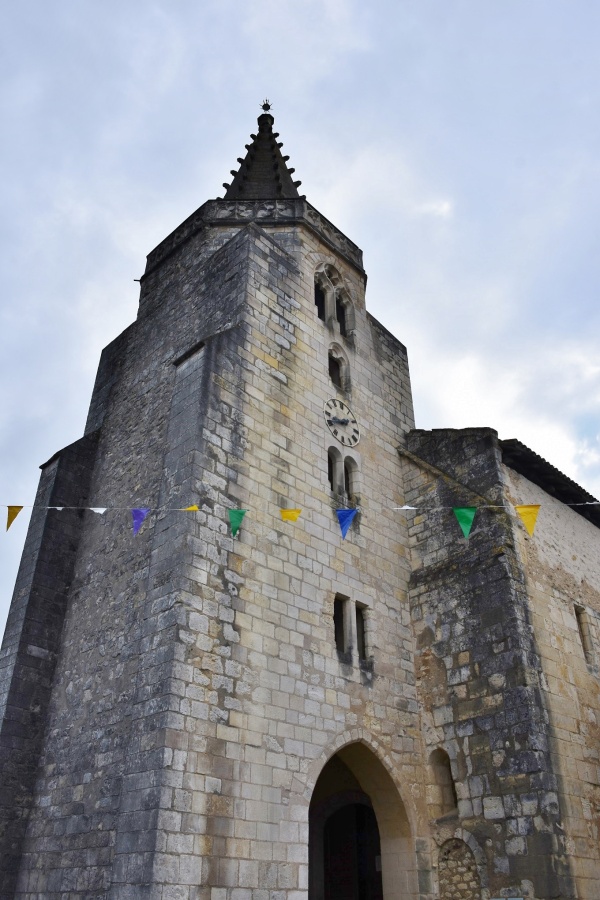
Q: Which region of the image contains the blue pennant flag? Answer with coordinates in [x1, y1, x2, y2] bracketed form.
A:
[131, 507, 151, 535]
[336, 508, 358, 539]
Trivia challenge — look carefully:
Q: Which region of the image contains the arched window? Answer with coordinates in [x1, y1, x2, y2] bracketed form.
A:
[314, 266, 354, 335]
[428, 748, 458, 819]
[315, 282, 326, 321]
[327, 446, 342, 494]
[328, 343, 350, 393]
[314, 270, 332, 322]
[344, 457, 357, 501]
[328, 448, 359, 501]
[438, 839, 481, 900]
[336, 295, 347, 337]
[329, 353, 342, 389]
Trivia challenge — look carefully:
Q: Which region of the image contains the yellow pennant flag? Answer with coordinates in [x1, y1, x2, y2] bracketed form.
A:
[515, 504, 540, 536]
[280, 508, 302, 522]
[7, 506, 23, 531]
[184, 505, 199, 511]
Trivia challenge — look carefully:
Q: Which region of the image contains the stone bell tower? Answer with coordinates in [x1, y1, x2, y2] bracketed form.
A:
[0, 107, 422, 898]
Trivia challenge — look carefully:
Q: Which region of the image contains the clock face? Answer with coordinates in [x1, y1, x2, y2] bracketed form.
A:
[324, 399, 360, 446]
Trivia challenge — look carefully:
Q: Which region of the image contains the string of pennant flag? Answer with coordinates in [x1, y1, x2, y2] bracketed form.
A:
[4, 503, 357, 539]
[4, 500, 599, 540]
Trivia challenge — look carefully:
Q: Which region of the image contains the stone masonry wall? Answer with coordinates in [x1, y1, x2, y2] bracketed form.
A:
[0, 432, 99, 896]
[9, 213, 426, 900]
[503, 465, 600, 899]
[403, 428, 576, 900]
[13, 222, 258, 897]
[134, 220, 426, 898]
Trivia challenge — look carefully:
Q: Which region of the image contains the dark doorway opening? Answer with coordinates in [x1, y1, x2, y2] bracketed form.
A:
[323, 802, 383, 900]
[310, 753, 385, 900]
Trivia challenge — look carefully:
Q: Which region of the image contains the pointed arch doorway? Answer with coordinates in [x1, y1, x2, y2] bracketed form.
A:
[309, 742, 417, 900]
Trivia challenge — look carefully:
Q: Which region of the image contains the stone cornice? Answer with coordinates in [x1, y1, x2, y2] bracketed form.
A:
[144, 198, 364, 278]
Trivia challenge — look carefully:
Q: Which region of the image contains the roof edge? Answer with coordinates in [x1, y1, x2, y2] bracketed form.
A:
[500, 438, 600, 528]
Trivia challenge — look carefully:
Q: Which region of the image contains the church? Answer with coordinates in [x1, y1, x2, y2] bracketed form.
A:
[1, 106, 600, 900]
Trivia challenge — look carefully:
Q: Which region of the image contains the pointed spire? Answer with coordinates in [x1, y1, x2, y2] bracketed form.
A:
[223, 106, 302, 200]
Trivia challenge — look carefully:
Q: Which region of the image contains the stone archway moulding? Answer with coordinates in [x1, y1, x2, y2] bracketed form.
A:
[302, 728, 422, 900]
[300, 726, 419, 837]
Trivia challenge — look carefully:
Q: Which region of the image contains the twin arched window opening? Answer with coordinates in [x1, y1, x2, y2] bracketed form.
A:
[333, 594, 368, 663]
[314, 268, 353, 341]
[328, 448, 357, 503]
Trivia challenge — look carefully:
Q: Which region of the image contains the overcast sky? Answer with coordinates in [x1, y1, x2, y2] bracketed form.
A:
[2, 0, 600, 639]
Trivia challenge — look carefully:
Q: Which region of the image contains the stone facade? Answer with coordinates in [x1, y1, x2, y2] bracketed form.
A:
[503, 465, 600, 900]
[1, 113, 599, 899]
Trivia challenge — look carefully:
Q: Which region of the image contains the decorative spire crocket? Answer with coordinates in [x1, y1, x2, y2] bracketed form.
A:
[222, 103, 302, 200]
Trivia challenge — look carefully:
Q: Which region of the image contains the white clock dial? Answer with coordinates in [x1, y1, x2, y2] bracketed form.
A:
[324, 399, 360, 446]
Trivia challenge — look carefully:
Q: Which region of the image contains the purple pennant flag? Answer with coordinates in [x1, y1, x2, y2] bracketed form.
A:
[131, 507, 150, 535]
[336, 508, 358, 539]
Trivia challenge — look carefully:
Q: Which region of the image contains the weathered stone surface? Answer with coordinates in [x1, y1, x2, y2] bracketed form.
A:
[403, 427, 580, 899]
[2, 113, 600, 900]
[1, 190, 421, 898]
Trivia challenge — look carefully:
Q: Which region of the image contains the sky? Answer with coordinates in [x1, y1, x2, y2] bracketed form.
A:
[2, 0, 600, 639]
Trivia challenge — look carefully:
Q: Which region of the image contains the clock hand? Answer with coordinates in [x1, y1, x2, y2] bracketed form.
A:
[328, 417, 350, 426]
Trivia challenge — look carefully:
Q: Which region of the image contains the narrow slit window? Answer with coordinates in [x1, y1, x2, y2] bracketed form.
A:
[336, 296, 347, 337]
[315, 283, 326, 321]
[575, 605, 595, 666]
[329, 353, 342, 388]
[327, 450, 335, 492]
[356, 606, 366, 661]
[334, 598, 346, 653]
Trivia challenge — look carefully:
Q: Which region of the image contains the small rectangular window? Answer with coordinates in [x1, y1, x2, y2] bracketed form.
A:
[334, 597, 346, 653]
[356, 606, 367, 661]
[315, 283, 326, 321]
[336, 297, 347, 337]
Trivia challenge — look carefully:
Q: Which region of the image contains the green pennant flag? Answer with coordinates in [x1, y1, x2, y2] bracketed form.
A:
[228, 509, 247, 537]
[453, 506, 477, 538]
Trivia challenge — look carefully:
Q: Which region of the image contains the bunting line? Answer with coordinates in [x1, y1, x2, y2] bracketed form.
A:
[2, 501, 599, 512]
[1, 497, 597, 546]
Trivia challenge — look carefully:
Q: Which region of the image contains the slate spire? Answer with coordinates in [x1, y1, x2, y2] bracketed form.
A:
[222, 108, 302, 200]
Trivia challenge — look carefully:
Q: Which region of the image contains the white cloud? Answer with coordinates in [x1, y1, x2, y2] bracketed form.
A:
[2, 0, 600, 643]
[414, 199, 453, 218]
